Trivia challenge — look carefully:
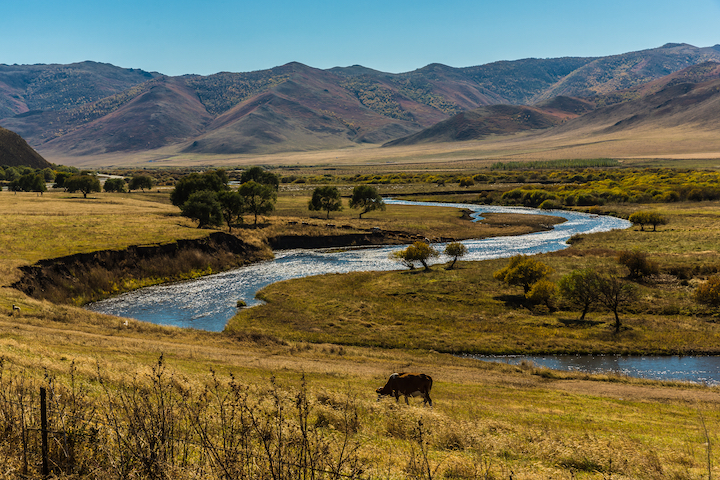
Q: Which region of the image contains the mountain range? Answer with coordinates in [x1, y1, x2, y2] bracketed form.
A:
[1, 43, 720, 163]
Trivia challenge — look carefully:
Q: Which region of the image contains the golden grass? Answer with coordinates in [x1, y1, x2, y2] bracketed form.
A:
[42, 123, 720, 169]
[4, 182, 720, 477]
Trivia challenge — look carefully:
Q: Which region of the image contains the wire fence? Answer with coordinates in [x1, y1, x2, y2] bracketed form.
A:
[0, 357, 438, 480]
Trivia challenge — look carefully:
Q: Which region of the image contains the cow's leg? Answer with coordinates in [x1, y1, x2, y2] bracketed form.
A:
[424, 391, 433, 407]
[394, 391, 400, 403]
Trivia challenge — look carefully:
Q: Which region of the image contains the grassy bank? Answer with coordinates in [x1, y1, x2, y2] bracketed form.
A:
[227, 201, 720, 355]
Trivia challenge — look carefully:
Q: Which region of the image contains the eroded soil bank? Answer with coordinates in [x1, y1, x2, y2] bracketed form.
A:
[12, 232, 272, 305]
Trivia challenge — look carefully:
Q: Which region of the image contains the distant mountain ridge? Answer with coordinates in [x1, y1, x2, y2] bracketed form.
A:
[1, 43, 719, 159]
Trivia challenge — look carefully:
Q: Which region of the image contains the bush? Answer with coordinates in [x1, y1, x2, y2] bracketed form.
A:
[494, 255, 554, 294]
[616, 250, 659, 279]
[694, 275, 720, 309]
[525, 279, 556, 309]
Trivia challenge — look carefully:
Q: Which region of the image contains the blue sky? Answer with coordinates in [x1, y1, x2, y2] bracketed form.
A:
[3, 0, 720, 76]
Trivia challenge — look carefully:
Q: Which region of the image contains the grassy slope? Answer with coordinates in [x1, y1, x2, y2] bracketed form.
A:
[2, 189, 720, 477]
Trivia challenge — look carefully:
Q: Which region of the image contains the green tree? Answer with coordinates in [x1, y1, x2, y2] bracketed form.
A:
[65, 175, 101, 198]
[694, 275, 720, 310]
[181, 190, 223, 228]
[12, 173, 46, 194]
[392, 241, 439, 271]
[171, 170, 229, 207]
[240, 166, 280, 191]
[104, 178, 127, 193]
[129, 175, 154, 192]
[558, 268, 600, 320]
[628, 211, 667, 231]
[54, 172, 72, 189]
[308, 186, 342, 219]
[238, 180, 276, 225]
[217, 190, 245, 233]
[493, 255, 554, 294]
[349, 185, 385, 218]
[596, 273, 638, 334]
[444, 242, 468, 269]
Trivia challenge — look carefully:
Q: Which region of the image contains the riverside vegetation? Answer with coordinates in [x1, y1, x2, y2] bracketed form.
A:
[2, 163, 720, 479]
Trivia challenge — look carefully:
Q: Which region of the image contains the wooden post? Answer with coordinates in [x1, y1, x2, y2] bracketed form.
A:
[40, 387, 49, 477]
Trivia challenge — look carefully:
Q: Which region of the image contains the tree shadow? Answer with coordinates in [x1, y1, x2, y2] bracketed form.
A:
[557, 318, 604, 328]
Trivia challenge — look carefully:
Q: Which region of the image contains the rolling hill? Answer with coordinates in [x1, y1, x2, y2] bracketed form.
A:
[0, 43, 719, 163]
[0, 127, 51, 168]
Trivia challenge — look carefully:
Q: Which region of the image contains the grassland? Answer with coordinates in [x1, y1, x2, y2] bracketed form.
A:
[2, 176, 720, 478]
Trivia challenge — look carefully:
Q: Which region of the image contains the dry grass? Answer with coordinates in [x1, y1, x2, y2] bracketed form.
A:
[43, 123, 720, 169]
[4, 177, 720, 477]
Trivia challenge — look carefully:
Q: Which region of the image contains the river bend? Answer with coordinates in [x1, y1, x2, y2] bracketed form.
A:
[87, 200, 630, 332]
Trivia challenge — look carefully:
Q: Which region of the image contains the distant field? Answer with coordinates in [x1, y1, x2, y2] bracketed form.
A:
[41, 123, 720, 169]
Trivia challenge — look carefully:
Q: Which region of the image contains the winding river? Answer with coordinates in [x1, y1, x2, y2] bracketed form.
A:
[87, 199, 629, 331]
[86, 201, 720, 384]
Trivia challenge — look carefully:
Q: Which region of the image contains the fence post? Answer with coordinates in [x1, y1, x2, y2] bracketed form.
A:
[40, 387, 49, 477]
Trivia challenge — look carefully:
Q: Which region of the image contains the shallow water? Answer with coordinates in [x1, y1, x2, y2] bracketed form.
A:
[86, 200, 630, 332]
[469, 354, 720, 385]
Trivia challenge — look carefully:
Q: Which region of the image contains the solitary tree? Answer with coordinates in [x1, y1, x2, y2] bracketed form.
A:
[129, 175, 154, 192]
[444, 242, 468, 269]
[493, 255, 554, 294]
[181, 190, 223, 228]
[104, 178, 127, 193]
[218, 190, 245, 233]
[65, 175, 101, 198]
[628, 211, 667, 231]
[558, 268, 600, 320]
[238, 180, 276, 225]
[596, 273, 637, 333]
[308, 186, 342, 219]
[349, 185, 385, 218]
[392, 241, 439, 271]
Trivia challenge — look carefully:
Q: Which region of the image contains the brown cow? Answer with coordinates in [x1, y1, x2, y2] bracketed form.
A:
[376, 372, 433, 406]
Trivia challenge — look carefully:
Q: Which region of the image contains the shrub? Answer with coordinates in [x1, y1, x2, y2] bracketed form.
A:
[694, 275, 720, 309]
[616, 250, 659, 279]
[525, 279, 556, 309]
[494, 255, 554, 294]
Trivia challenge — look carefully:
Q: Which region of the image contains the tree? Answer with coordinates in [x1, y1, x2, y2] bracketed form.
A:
[558, 268, 600, 320]
[392, 241, 439, 271]
[616, 250, 658, 279]
[129, 175, 154, 192]
[628, 211, 667, 231]
[694, 275, 720, 310]
[493, 255, 554, 294]
[596, 273, 637, 333]
[444, 242, 468, 269]
[308, 186, 342, 219]
[238, 180, 276, 225]
[54, 172, 72, 189]
[171, 170, 229, 207]
[240, 166, 280, 191]
[12, 173, 46, 194]
[181, 190, 223, 228]
[349, 185, 385, 218]
[104, 178, 127, 193]
[218, 190, 245, 233]
[65, 175, 101, 198]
